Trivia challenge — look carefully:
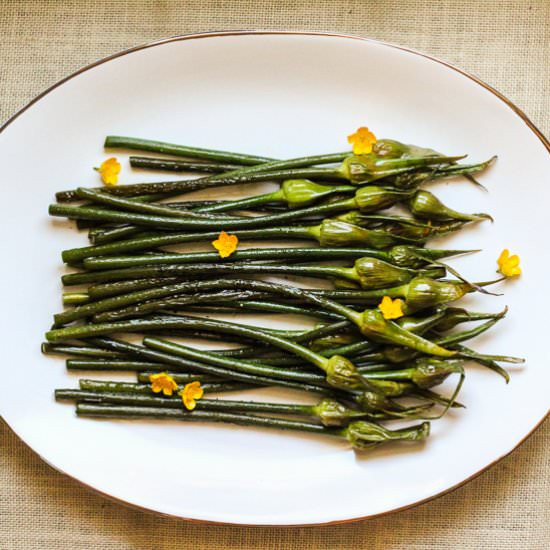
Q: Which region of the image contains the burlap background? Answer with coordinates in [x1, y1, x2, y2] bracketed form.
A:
[1, 1, 548, 548]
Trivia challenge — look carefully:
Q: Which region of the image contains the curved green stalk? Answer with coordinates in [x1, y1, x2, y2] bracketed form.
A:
[143, 338, 328, 384]
[87, 337, 329, 394]
[47, 315, 367, 391]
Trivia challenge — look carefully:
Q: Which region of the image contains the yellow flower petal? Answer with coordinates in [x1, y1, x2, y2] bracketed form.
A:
[149, 372, 178, 396]
[211, 230, 239, 258]
[498, 249, 510, 264]
[347, 126, 377, 155]
[378, 296, 404, 320]
[507, 255, 520, 267]
[98, 157, 121, 186]
[180, 381, 204, 411]
[497, 248, 521, 278]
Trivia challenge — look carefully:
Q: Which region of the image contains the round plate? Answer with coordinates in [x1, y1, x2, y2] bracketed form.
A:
[0, 31, 548, 526]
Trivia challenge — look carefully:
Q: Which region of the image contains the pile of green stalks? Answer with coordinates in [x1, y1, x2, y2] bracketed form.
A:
[45, 135, 522, 451]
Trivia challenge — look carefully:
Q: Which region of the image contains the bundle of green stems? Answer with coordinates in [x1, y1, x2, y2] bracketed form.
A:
[46, 135, 520, 451]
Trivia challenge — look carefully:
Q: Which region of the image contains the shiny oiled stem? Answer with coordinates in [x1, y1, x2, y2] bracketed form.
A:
[81, 246, 387, 270]
[58, 389, 316, 415]
[75, 403, 332, 435]
[54, 272, 366, 324]
[142, 338, 328, 382]
[129, 156, 245, 173]
[47, 316, 333, 370]
[59, 279, 360, 329]
[49, 197, 356, 232]
[87, 337, 330, 394]
[62, 226, 314, 263]
[105, 136, 276, 164]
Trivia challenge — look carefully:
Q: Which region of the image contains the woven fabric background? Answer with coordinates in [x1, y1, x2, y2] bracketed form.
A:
[1, 1, 548, 548]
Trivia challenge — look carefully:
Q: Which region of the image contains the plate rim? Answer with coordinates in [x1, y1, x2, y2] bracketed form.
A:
[1, 29, 548, 527]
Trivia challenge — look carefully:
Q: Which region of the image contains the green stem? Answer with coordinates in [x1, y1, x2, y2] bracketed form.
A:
[76, 403, 331, 435]
[435, 317, 504, 346]
[451, 344, 511, 382]
[49, 198, 358, 232]
[59, 261, 377, 286]
[62, 226, 314, 263]
[87, 337, 329, 394]
[104, 136, 276, 164]
[87, 278, 181, 299]
[194, 184, 356, 214]
[75, 403, 430, 449]
[81, 380, 162, 392]
[57, 389, 316, 415]
[362, 317, 507, 365]
[90, 225, 145, 244]
[86, 227, 156, 243]
[75, 188, 244, 220]
[98, 298, 344, 324]
[62, 292, 90, 305]
[78, 378, 253, 394]
[41, 343, 128, 359]
[66, 359, 174, 371]
[47, 315, 333, 370]
[201, 300, 345, 321]
[202, 321, 357, 363]
[129, 156, 244, 173]
[55, 273, 362, 324]
[143, 338, 327, 383]
[81, 246, 388, 271]
[318, 340, 374, 358]
[60, 279, 359, 328]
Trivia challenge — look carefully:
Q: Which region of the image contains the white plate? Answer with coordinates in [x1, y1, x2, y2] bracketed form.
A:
[0, 31, 548, 526]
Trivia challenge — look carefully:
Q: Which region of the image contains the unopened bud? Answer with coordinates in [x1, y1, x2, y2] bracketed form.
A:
[405, 277, 472, 311]
[345, 420, 430, 451]
[314, 398, 367, 427]
[410, 358, 464, 388]
[325, 355, 365, 391]
[409, 190, 492, 222]
[354, 185, 411, 212]
[316, 219, 396, 249]
[281, 179, 353, 209]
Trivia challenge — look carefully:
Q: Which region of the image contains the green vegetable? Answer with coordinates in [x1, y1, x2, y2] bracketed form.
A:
[75, 402, 430, 451]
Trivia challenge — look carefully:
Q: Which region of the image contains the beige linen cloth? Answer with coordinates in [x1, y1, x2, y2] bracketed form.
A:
[1, 1, 548, 548]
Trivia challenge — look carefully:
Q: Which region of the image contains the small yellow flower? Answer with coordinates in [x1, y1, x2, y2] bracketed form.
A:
[378, 296, 405, 320]
[149, 372, 178, 396]
[347, 126, 377, 155]
[211, 230, 239, 258]
[179, 381, 204, 411]
[96, 157, 121, 186]
[497, 249, 521, 277]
